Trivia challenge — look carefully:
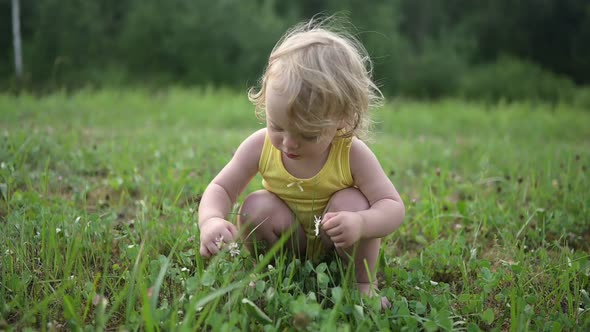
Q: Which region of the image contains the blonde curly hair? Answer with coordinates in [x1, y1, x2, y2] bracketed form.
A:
[248, 17, 382, 141]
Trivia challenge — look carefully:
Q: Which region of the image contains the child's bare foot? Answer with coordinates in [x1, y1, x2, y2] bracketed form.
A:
[358, 282, 391, 310]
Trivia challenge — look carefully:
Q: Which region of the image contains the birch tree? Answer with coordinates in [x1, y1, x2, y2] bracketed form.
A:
[12, 0, 23, 81]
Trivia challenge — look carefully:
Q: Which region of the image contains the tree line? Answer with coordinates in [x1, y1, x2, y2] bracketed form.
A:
[2, 0, 589, 104]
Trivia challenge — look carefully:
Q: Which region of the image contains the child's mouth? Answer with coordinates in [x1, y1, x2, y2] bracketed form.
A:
[284, 152, 299, 159]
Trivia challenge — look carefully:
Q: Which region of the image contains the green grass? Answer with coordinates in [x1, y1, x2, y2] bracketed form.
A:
[0, 88, 589, 331]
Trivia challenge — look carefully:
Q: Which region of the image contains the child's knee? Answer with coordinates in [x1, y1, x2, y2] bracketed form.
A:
[239, 190, 294, 229]
[327, 187, 369, 213]
[239, 190, 270, 223]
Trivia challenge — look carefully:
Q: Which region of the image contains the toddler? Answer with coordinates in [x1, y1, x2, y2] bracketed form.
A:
[198, 18, 405, 300]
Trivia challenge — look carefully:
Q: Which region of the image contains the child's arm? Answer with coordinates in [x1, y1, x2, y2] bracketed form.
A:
[322, 138, 405, 248]
[198, 129, 266, 257]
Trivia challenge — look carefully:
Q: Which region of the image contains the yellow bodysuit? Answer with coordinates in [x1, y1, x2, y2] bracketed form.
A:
[258, 132, 354, 260]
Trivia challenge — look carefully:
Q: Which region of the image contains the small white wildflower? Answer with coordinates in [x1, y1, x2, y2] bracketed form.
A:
[74, 216, 81, 223]
[314, 215, 322, 237]
[268, 264, 275, 271]
[430, 280, 439, 286]
[5, 249, 13, 255]
[69, 275, 75, 280]
[92, 294, 109, 306]
[56, 227, 62, 234]
[214, 235, 224, 249]
[500, 259, 518, 266]
[1, 162, 6, 169]
[228, 242, 240, 257]
[181, 267, 190, 272]
[127, 244, 135, 249]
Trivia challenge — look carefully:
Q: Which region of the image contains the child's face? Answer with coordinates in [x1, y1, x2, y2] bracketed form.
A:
[265, 84, 339, 161]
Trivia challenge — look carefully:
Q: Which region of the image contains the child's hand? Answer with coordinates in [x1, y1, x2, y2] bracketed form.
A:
[321, 211, 365, 248]
[199, 218, 238, 258]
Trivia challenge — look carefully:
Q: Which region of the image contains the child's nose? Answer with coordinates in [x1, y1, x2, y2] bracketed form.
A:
[283, 135, 299, 149]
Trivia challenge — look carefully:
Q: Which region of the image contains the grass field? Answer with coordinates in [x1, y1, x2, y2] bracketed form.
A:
[0, 88, 589, 331]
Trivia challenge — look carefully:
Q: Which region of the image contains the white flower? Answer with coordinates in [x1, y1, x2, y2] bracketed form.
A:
[314, 215, 322, 236]
[181, 267, 190, 272]
[228, 242, 240, 257]
[92, 294, 109, 306]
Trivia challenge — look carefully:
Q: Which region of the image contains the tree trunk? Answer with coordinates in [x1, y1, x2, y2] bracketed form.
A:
[12, 0, 23, 81]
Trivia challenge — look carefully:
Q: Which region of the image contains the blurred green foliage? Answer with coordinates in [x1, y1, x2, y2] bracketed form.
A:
[1, 0, 590, 104]
[459, 56, 577, 104]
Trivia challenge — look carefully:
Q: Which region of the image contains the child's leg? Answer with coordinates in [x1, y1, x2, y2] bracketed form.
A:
[322, 188, 381, 296]
[238, 190, 307, 256]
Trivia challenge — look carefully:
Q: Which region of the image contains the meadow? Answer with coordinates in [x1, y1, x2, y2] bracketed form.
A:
[0, 88, 588, 331]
